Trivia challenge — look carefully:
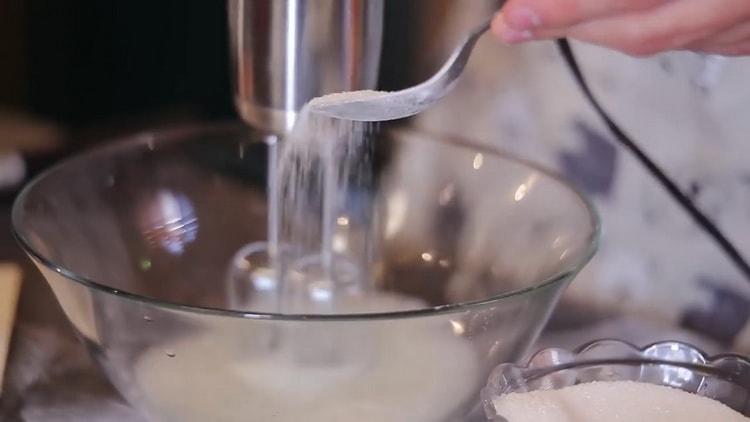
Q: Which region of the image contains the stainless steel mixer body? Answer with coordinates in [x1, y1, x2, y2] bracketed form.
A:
[228, 0, 384, 134]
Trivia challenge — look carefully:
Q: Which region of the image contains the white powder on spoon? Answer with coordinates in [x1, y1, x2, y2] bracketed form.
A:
[307, 89, 425, 121]
[306, 89, 390, 108]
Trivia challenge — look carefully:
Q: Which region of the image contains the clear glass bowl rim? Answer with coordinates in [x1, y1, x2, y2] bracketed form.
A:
[11, 122, 600, 321]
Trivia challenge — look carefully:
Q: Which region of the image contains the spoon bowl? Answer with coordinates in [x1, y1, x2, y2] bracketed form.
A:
[313, 18, 492, 122]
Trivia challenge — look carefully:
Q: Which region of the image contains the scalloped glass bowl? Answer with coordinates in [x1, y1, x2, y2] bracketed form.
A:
[482, 339, 750, 420]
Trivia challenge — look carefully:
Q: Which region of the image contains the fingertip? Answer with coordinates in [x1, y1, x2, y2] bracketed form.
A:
[491, 12, 535, 44]
[503, 5, 543, 31]
[490, 12, 507, 38]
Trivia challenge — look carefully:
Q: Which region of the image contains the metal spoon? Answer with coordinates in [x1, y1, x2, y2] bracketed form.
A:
[312, 18, 492, 122]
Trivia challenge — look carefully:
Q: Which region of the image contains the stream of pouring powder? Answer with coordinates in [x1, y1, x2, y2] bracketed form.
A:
[271, 91, 384, 311]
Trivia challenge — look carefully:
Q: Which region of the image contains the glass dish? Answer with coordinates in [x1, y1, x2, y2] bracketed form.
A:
[13, 123, 598, 421]
[483, 339, 750, 420]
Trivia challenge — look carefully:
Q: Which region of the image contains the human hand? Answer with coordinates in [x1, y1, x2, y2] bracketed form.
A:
[492, 0, 750, 56]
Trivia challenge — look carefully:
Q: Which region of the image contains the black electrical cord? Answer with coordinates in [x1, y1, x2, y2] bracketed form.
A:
[556, 38, 750, 282]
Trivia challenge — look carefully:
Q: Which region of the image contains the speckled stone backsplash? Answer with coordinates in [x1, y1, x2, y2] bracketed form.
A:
[411, 24, 750, 352]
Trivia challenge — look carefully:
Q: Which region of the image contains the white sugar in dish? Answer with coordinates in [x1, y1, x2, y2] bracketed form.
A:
[490, 380, 749, 422]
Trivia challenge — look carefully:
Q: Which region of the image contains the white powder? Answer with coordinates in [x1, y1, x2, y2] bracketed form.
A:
[490, 380, 749, 422]
[306, 89, 390, 108]
[134, 294, 479, 422]
[307, 89, 426, 121]
[273, 90, 386, 311]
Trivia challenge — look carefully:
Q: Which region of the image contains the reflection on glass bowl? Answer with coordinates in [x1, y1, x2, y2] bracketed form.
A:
[137, 190, 198, 255]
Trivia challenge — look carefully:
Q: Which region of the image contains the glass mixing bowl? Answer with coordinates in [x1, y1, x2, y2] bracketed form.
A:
[483, 339, 750, 420]
[12, 123, 598, 421]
